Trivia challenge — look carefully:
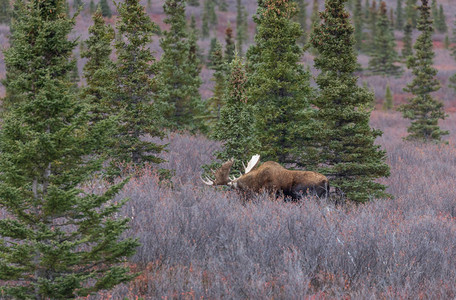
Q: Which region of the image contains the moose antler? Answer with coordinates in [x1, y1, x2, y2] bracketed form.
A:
[244, 154, 260, 174]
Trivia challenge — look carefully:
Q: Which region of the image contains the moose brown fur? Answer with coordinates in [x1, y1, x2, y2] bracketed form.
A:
[202, 155, 329, 200]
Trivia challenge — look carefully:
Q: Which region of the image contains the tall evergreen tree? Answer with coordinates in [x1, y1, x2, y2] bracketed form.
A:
[399, 0, 448, 142]
[383, 83, 394, 110]
[295, 0, 308, 45]
[187, 13, 206, 133]
[354, 0, 364, 50]
[435, 4, 447, 33]
[99, 0, 112, 18]
[449, 18, 456, 91]
[396, 0, 404, 29]
[0, 0, 10, 24]
[246, 0, 314, 165]
[368, 1, 402, 76]
[208, 37, 218, 65]
[236, 0, 247, 55]
[213, 54, 259, 172]
[405, 0, 418, 27]
[389, 8, 395, 27]
[204, 0, 217, 27]
[366, 0, 378, 53]
[114, 0, 166, 167]
[189, 15, 205, 63]
[81, 9, 116, 125]
[310, 0, 390, 202]
[430, 0, 438, 24]
[225, 23, 235, 64]
[90, 0, 96, 14]
[402, 19, 413, 58]
[201, 4, 209, 38]
[444, 34, 450, 49]
[206, 40, 227, 129]
[157, 0, 204, 131]
[0, 1, 138, 298]
[364, 0, 370, 22]
[309, 0, 321, 53]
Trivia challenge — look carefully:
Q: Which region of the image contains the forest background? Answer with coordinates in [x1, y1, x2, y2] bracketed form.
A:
[1, 0, 456, 298]
[1, 0, 456, 110]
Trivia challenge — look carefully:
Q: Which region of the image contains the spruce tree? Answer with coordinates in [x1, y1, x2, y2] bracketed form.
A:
[187, 13, 206, 133]
[405, 0, 418, 27]
[208, 37, 218, 66]
[368, 1, 402, 76]
[236, 0, 247, 55]
[399, 0, 448, 142]
[188, 15, 203, 67]
[449, 19, 456, 91]
[206, 40, 227, 130]
[0, 0, 10, 24]
[402, 19, 413, 58]
[204, 0, 217, 27]
[225, 23, 235, 64]
[0, 1, 138, 298]
[295, 0, 308, 45]
[444, 34, 450, 49]
[366, 0, 378, 53]
[383, 83, 394, 110]
[435, 4, 447, 33]
[430, 0, 438, 24]
[310, 0, 390, 202]
[364, 0, 370, 22]
[157, 0, 204, 131]
[189, 15, 204, 63]
[81, 9, 116, 126]
[246, 0, 314, 165]
[201, 5, 209, 38]
[389, 8, 394, 27]
[90, 0, 96, 14]
[114, 0, 166, 167]
[99, 0, 112, 18]
[396, 0, 404, 29]
[213, 54, 259, 172]
[80, 11, 116, 162]
[354, 0, 364, 51]
[311, 0, 320, 31]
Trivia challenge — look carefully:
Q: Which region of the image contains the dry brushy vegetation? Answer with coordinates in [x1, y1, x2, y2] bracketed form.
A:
[79, 112, 456, 299]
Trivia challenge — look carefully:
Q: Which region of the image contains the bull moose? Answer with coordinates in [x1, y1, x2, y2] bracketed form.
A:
[201, 155, 330, 200]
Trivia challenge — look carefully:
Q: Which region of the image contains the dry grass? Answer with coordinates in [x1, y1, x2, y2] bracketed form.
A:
[77, 111, 456, 299]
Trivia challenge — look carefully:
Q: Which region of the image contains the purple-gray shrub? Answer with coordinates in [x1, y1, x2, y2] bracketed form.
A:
[86, 112, 456, 299]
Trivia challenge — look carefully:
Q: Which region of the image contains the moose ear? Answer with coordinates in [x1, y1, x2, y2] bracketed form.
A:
[244, 154, 260, 174]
